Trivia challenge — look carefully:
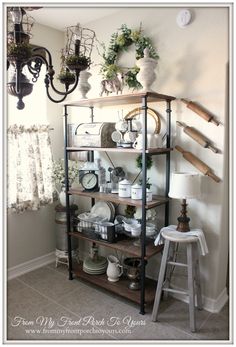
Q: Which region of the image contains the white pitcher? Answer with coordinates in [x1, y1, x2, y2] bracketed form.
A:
[106, 255, 123, 282]
[133, 133, 157, 149]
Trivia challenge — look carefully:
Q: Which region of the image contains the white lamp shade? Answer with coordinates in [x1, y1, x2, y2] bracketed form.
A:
[168, 172, 200, 199]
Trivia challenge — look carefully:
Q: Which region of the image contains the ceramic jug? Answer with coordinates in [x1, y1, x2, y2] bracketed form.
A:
[133, 133, 157, 149]
[106, 255, 123, 282]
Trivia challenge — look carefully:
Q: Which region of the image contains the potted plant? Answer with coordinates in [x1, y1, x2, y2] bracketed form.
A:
[7, 42, 32, 62]
[52, 159, 79, 206]
[138, 177, 152, 189]
[65, 54, 91, 72]
[57, 69, 76, 85]
[125, 205, 136, 218]
[136, 154, 153, 170]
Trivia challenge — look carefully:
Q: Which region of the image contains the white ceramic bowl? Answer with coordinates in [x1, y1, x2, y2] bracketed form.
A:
[124, 224, 133, 232]
[146, 223, 156, 236]
[123, 218, 139, 232]
[131, 225, 141, 237]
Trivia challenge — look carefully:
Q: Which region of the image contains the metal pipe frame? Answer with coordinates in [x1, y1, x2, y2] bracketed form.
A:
[87, 106, 94, 163]
[64, 105, 73, 280]
[140, 95, 148, 315]
[165, 100, 172, 226]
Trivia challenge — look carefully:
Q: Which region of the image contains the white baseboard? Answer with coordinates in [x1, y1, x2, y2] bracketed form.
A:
[170, 286, 228, 313]
[203, 287, 229, 313]
[8, 252, 55, 280]
[147, 275, 228, 313]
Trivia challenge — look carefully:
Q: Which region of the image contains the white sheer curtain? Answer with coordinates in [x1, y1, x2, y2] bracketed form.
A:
[8, 124, 54, 213]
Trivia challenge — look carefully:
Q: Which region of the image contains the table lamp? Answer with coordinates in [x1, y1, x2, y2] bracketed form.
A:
[168, 172, 200, 232]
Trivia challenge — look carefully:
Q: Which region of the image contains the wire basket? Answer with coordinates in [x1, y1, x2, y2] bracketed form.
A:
[74, 213, 123, 243]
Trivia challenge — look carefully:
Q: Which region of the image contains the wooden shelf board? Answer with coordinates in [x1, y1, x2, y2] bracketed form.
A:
[72, 262, 157, 304]
[64, 92, 176, 108]
[68, 190, 169, 208]
[66, 146, 172, 154]
[70, 231, 163, 259]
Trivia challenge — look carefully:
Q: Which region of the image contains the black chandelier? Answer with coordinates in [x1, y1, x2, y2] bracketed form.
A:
[7, 7, 95, 110]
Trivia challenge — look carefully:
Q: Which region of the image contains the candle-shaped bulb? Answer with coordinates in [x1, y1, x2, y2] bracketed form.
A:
[74, 24, 81, 55]
[10, 7, 22, 24]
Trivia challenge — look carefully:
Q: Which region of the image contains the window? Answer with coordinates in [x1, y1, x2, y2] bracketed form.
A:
[7, 65, 54, 213]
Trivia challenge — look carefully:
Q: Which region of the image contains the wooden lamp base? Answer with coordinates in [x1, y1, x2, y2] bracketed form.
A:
[176, 199, 190, 232]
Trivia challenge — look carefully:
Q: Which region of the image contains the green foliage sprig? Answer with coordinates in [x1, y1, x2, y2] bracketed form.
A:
[99, 24, 159, 90]
[136, 154, 153, 170]
[139, 177, 152, 189]
[125, 205, 136, 218]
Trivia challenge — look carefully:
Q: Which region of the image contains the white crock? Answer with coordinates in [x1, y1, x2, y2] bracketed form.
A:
[59, 186, 74, 206]
[118, 179, 131, 198]
[131, 184, 142, 200]
[146, 188, 153, 202]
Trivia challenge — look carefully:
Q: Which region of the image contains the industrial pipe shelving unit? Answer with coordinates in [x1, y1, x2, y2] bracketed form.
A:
[63, 92, 175, 314]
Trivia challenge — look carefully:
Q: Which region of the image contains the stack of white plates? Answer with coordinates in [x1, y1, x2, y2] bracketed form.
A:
[91, 201, 115, 222]
[83, 255, 108, 275]
[146, 223, 157, 237]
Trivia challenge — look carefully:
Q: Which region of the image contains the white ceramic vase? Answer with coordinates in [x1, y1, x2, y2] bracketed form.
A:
[59, 186, 74, 206]
[136, 48, 157, 92]
[78, 70, 92, 99]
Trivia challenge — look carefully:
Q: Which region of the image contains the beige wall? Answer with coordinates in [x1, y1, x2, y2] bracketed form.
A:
[7, 23, 64, 269]
[68, 6, 229, 309]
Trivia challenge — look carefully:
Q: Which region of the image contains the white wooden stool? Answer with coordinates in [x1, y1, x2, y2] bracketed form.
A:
[152, 228, 203, 332]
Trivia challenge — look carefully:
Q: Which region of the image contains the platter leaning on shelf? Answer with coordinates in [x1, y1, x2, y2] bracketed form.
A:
[124, 107, 161, 134]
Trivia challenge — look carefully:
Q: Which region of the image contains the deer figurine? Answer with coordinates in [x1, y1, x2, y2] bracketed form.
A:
[100, 73, 124, 96]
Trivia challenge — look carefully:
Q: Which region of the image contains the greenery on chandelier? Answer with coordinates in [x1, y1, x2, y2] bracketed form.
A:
[57, 69, 76, 85]
[99, 24, 159, 90]
[65, 55, 91, 68]
[7, 42, 32, 61]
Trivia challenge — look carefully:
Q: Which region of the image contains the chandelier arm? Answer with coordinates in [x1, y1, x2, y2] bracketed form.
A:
[44, 73, 68, 103]
[31, 47, 80, 96]
[49, 73, 79, 96]
[28, 54, 49, 70]
[45, 85, 68, 103]
[31, 46, 53, 66]
[27, 64, 41, 82]
[27, 55, 47, 82]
